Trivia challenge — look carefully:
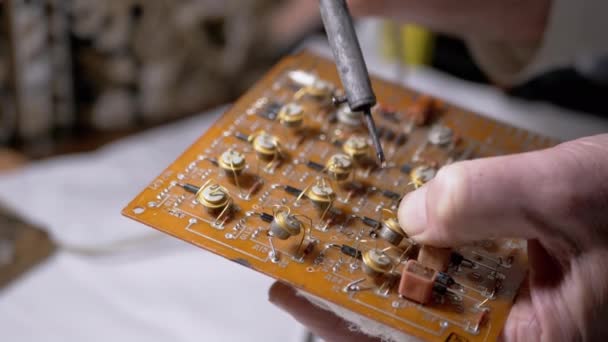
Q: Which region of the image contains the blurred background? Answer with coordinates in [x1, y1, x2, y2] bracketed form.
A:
[1, 1, 607, 342]
[2, 0, 607, 158]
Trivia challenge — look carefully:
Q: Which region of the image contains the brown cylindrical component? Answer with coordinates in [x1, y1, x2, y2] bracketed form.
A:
[398, 259, 437, 304]
[407, 95, 435, 126]
[418, 245, 452, 272]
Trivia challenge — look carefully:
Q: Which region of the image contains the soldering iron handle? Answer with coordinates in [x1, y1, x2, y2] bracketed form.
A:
[319, 0, 376, 111]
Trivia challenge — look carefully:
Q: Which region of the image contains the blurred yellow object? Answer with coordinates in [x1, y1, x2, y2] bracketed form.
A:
[381, 21, 435, 66]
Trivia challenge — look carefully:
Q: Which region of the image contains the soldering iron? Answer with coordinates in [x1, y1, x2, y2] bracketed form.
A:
[318, 0, 386, 166]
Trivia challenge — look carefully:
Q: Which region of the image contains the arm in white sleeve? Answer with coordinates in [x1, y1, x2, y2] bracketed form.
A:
[467, 0, 608, 85]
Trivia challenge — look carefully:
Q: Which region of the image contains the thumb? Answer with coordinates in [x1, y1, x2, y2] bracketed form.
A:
[398, 134, 608, 247]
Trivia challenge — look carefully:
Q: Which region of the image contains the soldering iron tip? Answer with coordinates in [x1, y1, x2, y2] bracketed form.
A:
[379, 157, 387, 169]
[362, 108, 386, 168]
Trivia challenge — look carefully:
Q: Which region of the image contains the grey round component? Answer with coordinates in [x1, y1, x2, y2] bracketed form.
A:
[428, 125, 454, 145]
[311, 183, 334, 198]
[200, 185, 227, 204]
[379, 224, 404, 246]
[220, 150, 245, 168]
[255, 133, 276, 150]
[362, 249, 392, 277]
[337, 105, 363, 126]
[270, 213, 302, 240]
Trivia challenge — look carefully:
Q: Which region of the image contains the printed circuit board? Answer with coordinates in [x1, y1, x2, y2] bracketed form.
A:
[123, 51, 555, 341]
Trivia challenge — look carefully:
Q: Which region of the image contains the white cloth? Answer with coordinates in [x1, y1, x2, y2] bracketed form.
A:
[468, 0, 608, 84]
[0, 109, 306, 342]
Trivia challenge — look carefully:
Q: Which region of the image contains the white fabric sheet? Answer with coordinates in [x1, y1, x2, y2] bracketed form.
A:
[0, 110, 306, 342]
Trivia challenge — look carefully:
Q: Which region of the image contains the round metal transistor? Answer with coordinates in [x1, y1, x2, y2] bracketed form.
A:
[337, 105, 363, 126]
[379, 217, 406, 245]
[278, 103, 304, 128]
[428, 125, 454, 146]
[196, 183, 231, 212]
[307, 182, 335, 209]
[219, 149, 246, 175]
[309, 79, 334, 98]
[252, 132, 279, 160]
[326, 153, 354, 181]
[269, 211, 303, 240]
[343, 135, 369, 160]
[362, 249, 393, 277]
[410, 165, 437, 187]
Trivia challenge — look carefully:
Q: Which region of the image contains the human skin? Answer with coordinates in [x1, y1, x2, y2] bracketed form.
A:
[271, 134, 608, 341]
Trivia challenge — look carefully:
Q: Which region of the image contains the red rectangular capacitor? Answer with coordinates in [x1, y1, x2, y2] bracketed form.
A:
[399, 259, 437, 304]
[418, 245, 452, 272]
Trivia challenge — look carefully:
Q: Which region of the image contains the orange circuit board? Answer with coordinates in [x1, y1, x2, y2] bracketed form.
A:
[123, 52, 555, 342]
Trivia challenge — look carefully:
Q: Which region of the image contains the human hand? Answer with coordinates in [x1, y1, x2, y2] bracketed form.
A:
[270, 134, 608, 341]
[399, 134, 608, 341]
[269, 282, 382, 342]
[348, 0, 551, 43]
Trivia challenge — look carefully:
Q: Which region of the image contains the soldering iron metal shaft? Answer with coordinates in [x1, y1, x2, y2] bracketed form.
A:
[319, 0, 386, 166]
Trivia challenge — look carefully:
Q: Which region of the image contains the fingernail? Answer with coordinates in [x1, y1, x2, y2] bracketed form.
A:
[398, 186, 428, 237]
[268, 281, 294, 308]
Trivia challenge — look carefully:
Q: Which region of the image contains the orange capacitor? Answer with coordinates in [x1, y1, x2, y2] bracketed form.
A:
[408, 95, 434, 126]
[399, 259, 437, 304]
[418, 245, 452, 272]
